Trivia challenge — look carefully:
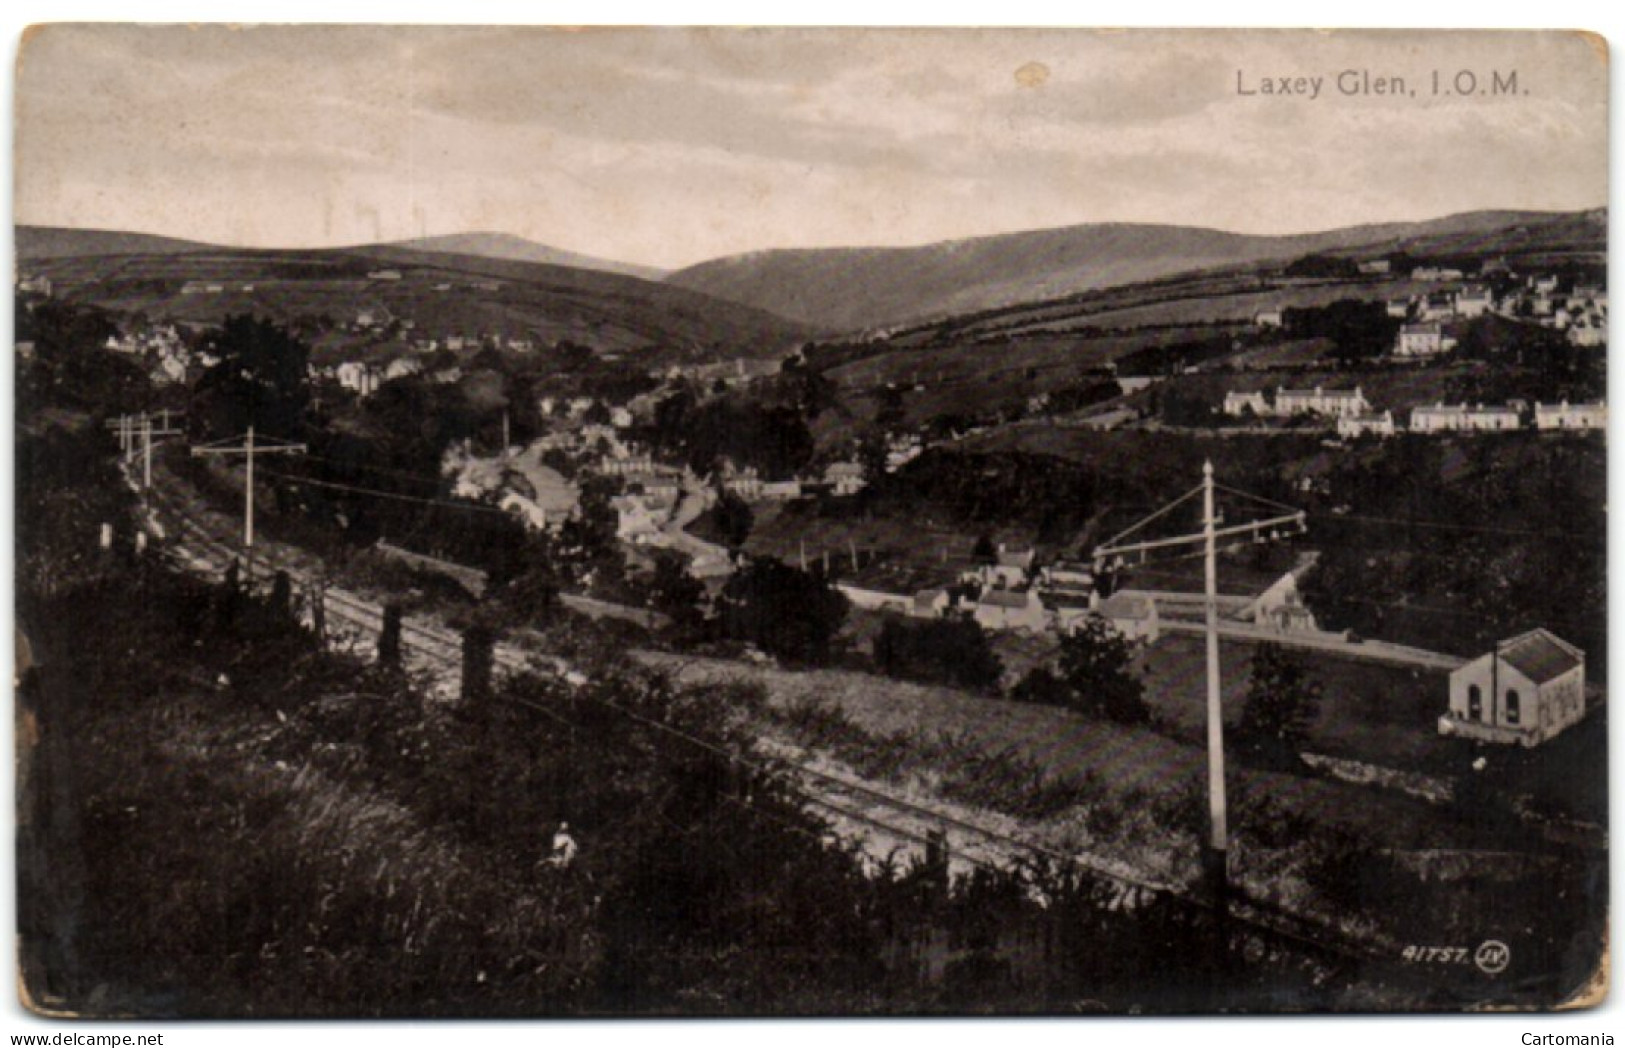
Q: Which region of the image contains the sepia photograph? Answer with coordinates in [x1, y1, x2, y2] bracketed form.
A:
[9, 20, 1611, 1021]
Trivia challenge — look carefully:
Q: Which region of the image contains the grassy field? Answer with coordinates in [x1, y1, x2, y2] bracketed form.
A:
[1137, 633, 1452, 767]
[651, 650, 1526, 897]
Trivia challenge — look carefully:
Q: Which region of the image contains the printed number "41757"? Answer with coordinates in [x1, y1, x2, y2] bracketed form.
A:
[1402, 945, 1469, 964]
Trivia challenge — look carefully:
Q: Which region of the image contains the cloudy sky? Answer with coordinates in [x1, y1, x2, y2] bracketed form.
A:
[14, 25, 1608, 269]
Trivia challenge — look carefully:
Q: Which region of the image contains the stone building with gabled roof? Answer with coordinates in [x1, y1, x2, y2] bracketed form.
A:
[1439, 629, 1587, 746]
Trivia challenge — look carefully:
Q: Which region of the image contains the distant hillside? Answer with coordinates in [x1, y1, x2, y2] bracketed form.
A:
[384, 232, 666, 282]
[16, 225, 216, 260]
[667, 209, 1604, 333]
[19, 239, 818, 366]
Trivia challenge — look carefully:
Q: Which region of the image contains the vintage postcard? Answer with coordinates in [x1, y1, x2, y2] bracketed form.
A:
[12, 26, 1608, 1016]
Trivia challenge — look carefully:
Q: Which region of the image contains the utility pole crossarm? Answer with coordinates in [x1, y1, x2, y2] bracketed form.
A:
[187, 426, 307, 557]
[1093, 511, 1306, 562]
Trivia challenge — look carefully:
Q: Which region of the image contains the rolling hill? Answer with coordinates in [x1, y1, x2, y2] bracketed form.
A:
[16, 229, 818, 366]
[383, 232, 666, 282]
[666, 209, 1605, 333]
[16, 225, 217, 260]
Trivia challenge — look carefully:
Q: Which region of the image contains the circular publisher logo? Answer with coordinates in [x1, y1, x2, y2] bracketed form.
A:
[1474, 939, 1511, 975]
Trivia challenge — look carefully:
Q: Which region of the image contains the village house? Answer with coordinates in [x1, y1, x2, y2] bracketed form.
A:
[1357, 258, 1391, 276]
[1394, 322, 1446, 359]
[1567, 319, 1607, 348]
[17, 274, 53, 297]
[1454, 285, 1494, 318]
[1093, 592, 1160, 644]
[335, 360, 381, 397]
[383, 356, 424, 381]
[1253, 309, 1284, 329]
[911, 588, 952, 619]
[1409, 402, 1521, 433]
[1439, 629, 1586, 747]
[972, 588, 1047, 633]
[355, 306, 395, 330]
[611, 492, 671, 544]
[721, 467, 763, 501]
[885, 434, 924, 472]
[1243, 572, 1319, 634]
[1570, 285, 1606, 310]
[1534, 400, 1607, 431]
[1223, 390, 1271, 417]
[823, 461, 867, 496]
[1417, 292, 1457, 322]
[600, 450, 657, 478]
[1116, 375, 1159, 394]
[972, 544, 1035, 590]
[151, 354, 190, 386]
[1530, 274, 1560, 294]
[759, 479, 804, 501]
[1274, 386, 1370, 418]
[835, 581, 914, 615]
[1412, 266, 1465, 282]
[1385, 299, 1412, 320]
[623, 472, 681, 503]
[1337, 410, 1397, 439]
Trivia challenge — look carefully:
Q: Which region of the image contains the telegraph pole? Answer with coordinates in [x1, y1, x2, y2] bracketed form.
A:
[107, 411, 185, 489]
[191, 426, 307, 578]
[1093, 463, 1305, 903]
[140, 413, 186, 490]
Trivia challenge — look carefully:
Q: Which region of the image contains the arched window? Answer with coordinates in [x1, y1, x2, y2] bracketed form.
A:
[1505, 688, 1521, 726]
[1468, 684, 1483, 721]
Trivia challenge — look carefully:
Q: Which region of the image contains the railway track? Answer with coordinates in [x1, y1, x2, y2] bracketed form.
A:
[132, 457, 1387, 984]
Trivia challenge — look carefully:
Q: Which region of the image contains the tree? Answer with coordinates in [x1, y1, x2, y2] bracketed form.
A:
[872, 616, 1003, 693]
[21, 299, 151, 412]
[646, 550, 705, 635]
[1057, 617, 1150, 724]
[1236, 643, 1322, 766]
[713, 490, 755, 550]
[718, 558, 848, 665]
[191, 314, 311, 440]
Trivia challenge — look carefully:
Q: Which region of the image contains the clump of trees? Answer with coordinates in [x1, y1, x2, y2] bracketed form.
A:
[1280, 299, 1400, 365]
[717, 557, 849, 665]
[1012, 617, 1151, 725]
[872, 616, 1004, 693]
